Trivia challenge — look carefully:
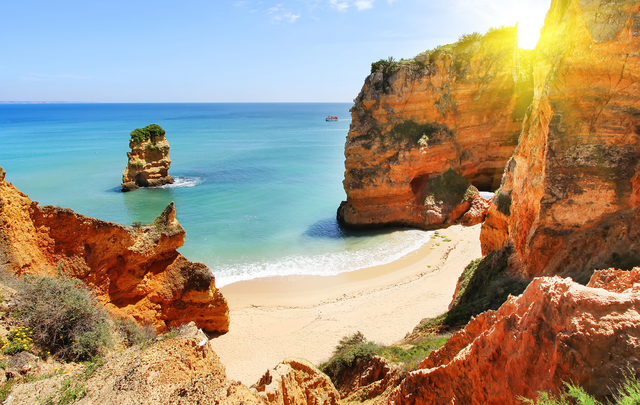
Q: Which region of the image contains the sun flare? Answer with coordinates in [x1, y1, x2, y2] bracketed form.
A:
[518, 18, 543, 49]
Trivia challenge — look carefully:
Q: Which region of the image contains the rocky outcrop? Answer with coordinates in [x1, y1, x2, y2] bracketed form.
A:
[253, 358, 340, 405]
[480, 0, 640, 278]
[339, 26, 533, 229]
[10, 328, 261, 405]
[387, 270, 640, 405]
[0, 167, 229, 334]
[331, 356, 402, 403]
[122, 124, 174, 191]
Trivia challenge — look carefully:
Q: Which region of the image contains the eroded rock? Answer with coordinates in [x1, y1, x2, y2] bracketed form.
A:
[253, 358, 340, 405]
[387, 272, 640, 404]
[0, 168, 229, 334]
[339, 26, 532, 229]
[480, 0, 640, 279]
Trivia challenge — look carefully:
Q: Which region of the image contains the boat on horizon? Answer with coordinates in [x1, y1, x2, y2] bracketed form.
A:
[325, 115, 338, 121]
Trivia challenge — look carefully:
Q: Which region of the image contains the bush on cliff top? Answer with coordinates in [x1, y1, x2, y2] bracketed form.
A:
[321, 331, 449, 383]
[12, 275, 112, 361]
[130, 124, 165, 143]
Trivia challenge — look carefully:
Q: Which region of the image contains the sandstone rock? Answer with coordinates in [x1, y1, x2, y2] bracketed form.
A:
[0, 168, 229, 334]
[480, 0, 640, 279]
[331, 356, 402, 403]
[587, 267, 640, 293]
[60, 336, 259, 405]
[253, 358, 340, 405]
[5, 351, 40, 379]
[387, 275, 640, 405]
[122, 124, 174, 191]
[339, 26, 532, 229]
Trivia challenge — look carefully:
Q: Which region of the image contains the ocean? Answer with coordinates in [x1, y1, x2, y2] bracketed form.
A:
[0, 103, 432, 286]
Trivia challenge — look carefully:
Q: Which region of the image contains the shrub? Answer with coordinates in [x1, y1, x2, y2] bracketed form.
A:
[322, 332, 450, 383]
[116, 319, 156, 347]
[322, 332, 378, 382]
[522, 373, 640, 404]
[416, 246, 529, 332]
[11, 276, 111, 361]
[129, 124, 165, 143]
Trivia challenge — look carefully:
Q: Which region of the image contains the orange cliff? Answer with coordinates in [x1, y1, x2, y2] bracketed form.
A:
[0, 167, 229, 334]
[338, 26, 533, 229]
[385, 269, 640, 405]
[122, 124, 174, 192]
[480, 0, 640, 279]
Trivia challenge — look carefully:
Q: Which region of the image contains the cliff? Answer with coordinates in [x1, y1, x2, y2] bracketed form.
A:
[0, 167, 229, 334]
[480, 0, 640, 279]
[339, 26, 533, 229]
[385, 269, 640, 404]
[122, 124, 174, 191]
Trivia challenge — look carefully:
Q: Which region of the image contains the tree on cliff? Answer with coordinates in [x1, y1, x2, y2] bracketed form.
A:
[130, 124, 166, 143]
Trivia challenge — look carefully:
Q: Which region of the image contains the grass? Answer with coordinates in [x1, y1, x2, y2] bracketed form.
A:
[321, 332, 449, 384]
[416, 246, 529, 332]
[522, 373, 640, 405]
[40, 358, 104, 405]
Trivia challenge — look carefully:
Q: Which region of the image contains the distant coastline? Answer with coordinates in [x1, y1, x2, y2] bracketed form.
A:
[0, 101, 93, 104]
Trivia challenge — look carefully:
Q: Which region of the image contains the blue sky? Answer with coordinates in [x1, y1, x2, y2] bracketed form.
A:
[1, 0, 551, 102]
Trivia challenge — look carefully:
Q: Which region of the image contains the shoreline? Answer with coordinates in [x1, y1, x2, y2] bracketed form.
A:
[211, 224, 483, 385]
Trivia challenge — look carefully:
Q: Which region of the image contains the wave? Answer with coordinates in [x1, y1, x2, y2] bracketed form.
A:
[214, 229, 434, 287]
[158, 176, 203, 189]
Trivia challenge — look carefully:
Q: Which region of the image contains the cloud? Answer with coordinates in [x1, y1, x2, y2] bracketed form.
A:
[354, 0, 374, 10]
[329, 0, 374, 12]
[268, 4, 301, 23]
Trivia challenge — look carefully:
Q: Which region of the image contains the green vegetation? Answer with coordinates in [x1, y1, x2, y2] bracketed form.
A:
[116, 319, 156, 347]
[387, 120, 453, 146]
[12, 275, 111, 361]
[1, 326, 34, 355]
[365, 25, 531, 97]
[129, 124, 165, 143]
[40, 357, 105, 405]
[0, 380, 14, 403]
[423, 169, 474, 207]
[370, 56, 401, 93]
[522, 375, 640, 405]
[416, 246, 529, 331]
[495, 191, 512, 216]
[321, 331, 449, 383]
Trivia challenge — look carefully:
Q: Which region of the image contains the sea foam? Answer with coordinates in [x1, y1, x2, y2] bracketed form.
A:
[214, 229, 434, 287]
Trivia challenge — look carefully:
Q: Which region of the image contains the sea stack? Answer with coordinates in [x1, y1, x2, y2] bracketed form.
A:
[122, 124, 174, 191]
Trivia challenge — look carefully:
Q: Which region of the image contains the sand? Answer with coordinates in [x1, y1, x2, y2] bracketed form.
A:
[209, 224, 483, 385]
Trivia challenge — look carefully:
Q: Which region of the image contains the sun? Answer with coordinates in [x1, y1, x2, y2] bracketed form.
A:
[518, 18, 543, 49]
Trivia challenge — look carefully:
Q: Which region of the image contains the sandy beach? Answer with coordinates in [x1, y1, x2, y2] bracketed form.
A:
[210, 224, 483, 385]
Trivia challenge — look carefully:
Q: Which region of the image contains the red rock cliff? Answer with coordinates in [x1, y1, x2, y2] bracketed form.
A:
[480, 0, 640, 278]
[339, 26, 533, 229]
[0, 167, 229, 334]
[386, 269, 640, 405]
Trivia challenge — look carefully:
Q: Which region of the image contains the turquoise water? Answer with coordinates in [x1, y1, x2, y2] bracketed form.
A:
[0, 103, 431, 286]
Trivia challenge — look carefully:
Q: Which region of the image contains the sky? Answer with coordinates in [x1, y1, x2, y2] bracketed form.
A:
[1, 0, 551, 103]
